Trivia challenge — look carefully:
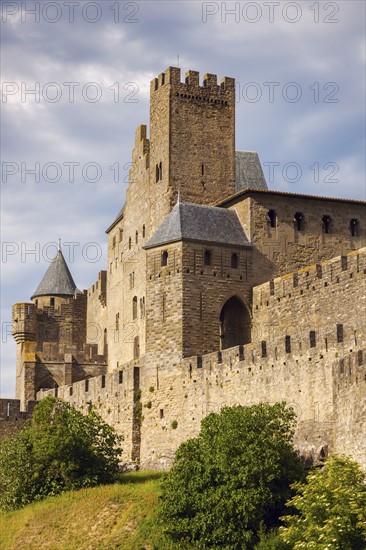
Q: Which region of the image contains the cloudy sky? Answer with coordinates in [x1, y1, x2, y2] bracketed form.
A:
[1, 0, 365, 397]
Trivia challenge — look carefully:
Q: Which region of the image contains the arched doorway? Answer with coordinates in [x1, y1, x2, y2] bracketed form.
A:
[219, 296, 251, 350]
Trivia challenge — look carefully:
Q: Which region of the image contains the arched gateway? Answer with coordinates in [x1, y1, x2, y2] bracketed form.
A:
[219, 296, 251, 350]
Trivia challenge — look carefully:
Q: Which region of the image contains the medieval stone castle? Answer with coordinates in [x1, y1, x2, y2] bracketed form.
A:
[4, 67, 366, 470]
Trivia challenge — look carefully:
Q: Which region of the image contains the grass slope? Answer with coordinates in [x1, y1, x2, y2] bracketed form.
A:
[0, 472, 180, 550]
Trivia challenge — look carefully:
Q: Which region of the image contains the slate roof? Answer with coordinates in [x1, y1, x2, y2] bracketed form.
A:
[31, 249, 80, 299]
[106, 203, 125, 234]
[143, 201, 250, 249]
[235, 151, 268, 191]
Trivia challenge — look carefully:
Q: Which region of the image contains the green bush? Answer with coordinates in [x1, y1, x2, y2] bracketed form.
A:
[171, 420, 178, 429]
[280, 455, 366, 549]
[0, 397, 123, 510]
[160, 402, 304, 549]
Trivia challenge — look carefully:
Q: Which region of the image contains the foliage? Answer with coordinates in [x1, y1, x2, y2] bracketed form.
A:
[171, 420, 178, 429]
[279, 455, 366, 549]
[160, 402, 304, 549]
[254, 526, 290, 549]
[0, 397, 123, 510]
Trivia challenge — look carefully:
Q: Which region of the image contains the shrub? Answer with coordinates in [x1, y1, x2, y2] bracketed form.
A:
[280, 455, 366, 549]
[160, 402, 304, 549]
[0, 397, 123, 510]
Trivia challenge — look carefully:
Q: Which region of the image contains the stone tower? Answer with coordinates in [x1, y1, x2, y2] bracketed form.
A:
[12, 247, 106, 408]
[149, 67, 236, 229]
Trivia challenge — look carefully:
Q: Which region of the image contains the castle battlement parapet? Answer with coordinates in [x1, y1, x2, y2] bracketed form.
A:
[150, 66, 235, 97]
[253, 247, 366, 310]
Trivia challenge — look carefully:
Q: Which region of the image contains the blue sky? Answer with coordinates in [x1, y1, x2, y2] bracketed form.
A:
[1, 0, 365, 397]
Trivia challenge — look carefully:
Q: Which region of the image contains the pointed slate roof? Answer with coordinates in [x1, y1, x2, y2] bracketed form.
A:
[143, 202, 251, 249]
[31, 249, 80, 299]
[235, 151, 268, 191]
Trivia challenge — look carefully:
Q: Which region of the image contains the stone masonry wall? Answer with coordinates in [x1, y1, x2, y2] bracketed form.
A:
[333, 349, 366, 471]
[0, 399, 36, 443]
[86, 270, 108, 356]
[38, 249, 366, 471]
[149, 67, 236, 229]
[229, 193, 365, 285]
[181, 242, 252, 356]
[106, 126, 151, 371]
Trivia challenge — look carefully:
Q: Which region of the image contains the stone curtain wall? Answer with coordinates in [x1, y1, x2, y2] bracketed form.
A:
[333, 349, 366, 471]
[252, 249, 366, 350]
[0, 399, 36, 442]
[37, 249, 366, 470]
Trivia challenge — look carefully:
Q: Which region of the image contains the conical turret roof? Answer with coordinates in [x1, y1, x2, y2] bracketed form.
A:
[31, 248, 80, 300]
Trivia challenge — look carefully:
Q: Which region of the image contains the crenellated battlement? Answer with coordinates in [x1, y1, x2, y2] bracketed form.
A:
[88, 270, 107, 307]
[253, 247, 366, 309]
[150, 66, 235, 99]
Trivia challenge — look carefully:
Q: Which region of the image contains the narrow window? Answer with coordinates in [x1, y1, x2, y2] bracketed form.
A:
[69, 386, 73, 396]
[201, 163, 205, 176]
[294, 212, 304, 231]
[101, 375, 106, 389]
[261, 341, 267, 358]
[128, 237, 132, 250]
[159, 161, 162, 180]
[119, 228, 123, 242]
[110, 262, 112, 274]
[140, 297, 145, 318]
[112, 236, 116, 248]
[135, 230, 138, 244]
[231, 253, 239, 269]
[132, 296, 138, 320]
[285, 335, 291, 353]
[50, 297, 55, 306]
[115, 312, 119, 330]
[310, 330, 316, 348]
[350, 218, 359, 237]
[336, 324, 343, 343]
[142, 224, 146, 238]
[133, 336, 140, 359]
[161, 250, 168, 267]
[160, 409, 164, 419]
[155, 164, 159, 183]
[322, 215, 331, 234]
[204, 250, 212, 266]
[267, 209, 277, 228]
[85, 379, 89, 392]
[35, 299, 38, 307]
[119, 370, 123, 384]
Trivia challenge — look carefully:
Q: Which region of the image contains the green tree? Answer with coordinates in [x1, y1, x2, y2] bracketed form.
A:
[0, 397, 123, 510]
[279, 455, 366, 549]
[160, 402, 304, 549]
